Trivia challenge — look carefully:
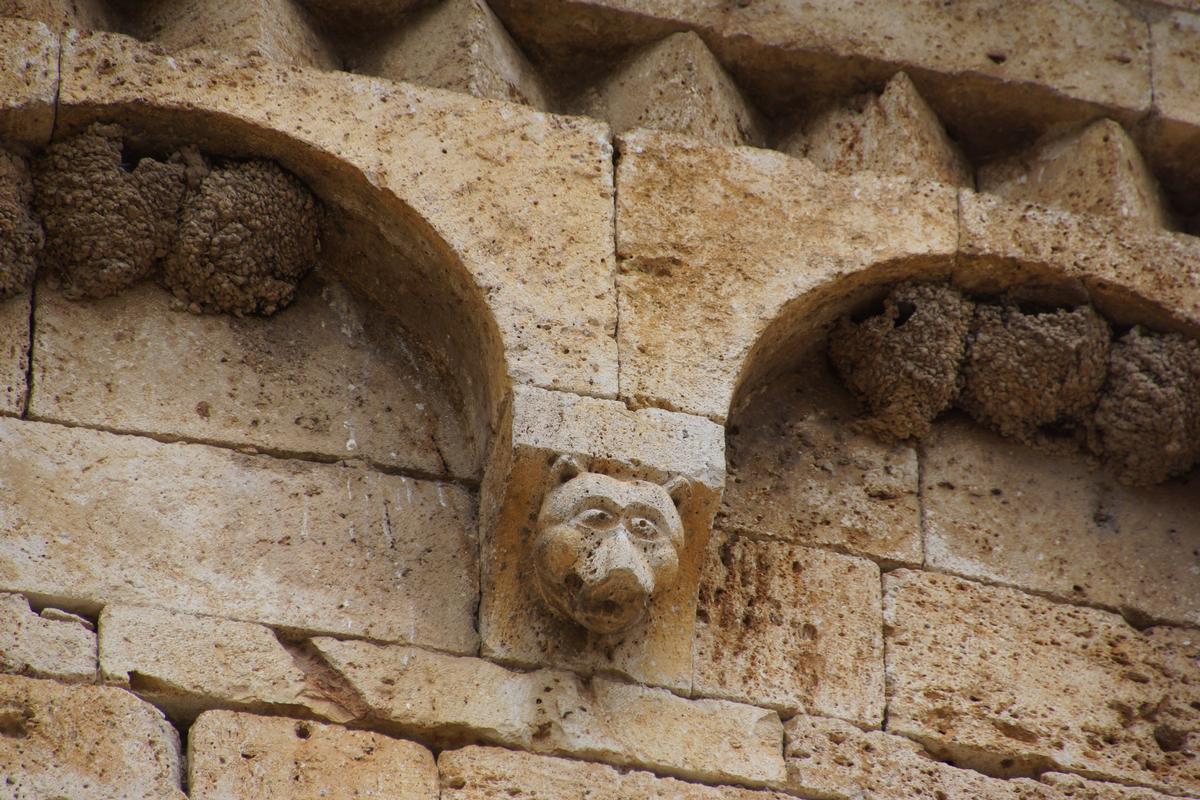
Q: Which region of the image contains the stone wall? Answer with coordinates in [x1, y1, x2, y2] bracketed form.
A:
[0, 1, 1197, 798]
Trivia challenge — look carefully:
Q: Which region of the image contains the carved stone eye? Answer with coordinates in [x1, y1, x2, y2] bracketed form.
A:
[628, 516, 660, 540]
[577, 508, 615, 528]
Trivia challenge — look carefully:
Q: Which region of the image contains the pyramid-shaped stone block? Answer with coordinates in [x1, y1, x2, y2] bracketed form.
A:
[781, 71, 972, 186]
[979, 118, 1170, 229]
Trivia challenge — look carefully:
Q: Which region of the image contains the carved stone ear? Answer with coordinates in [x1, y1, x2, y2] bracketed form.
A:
[661, 475, 692, 508]
[549, 454, 586, 485]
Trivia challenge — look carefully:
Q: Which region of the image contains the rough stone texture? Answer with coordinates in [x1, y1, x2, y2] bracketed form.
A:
[1037, 773, 1184, 799]
[127, 0, 337, 70]
[0, 0, 115, 31]
[959, 303, 1111, 445]
[188, 710, 438, 800]
[99, 605, 356, 722]
[1088, 326, 1200, 485]
[296, 0, 427, 31]
[829, 281, 974, 441]
[355, 0, 549, 109]
[0, 416, 479, 652]
[31, 279, 477, 478]
[439, 746, 793, 799]
[924, 417, 1200, 628]
[33, 123, 186, 298]
[617, 129, 958, 422]
[0, 148, 42, 299]
[0, 673, 185, 800]
[692, 530, 884, 727]
[481, 384, 723, 691]
[311, 638, 786, 786]
[0, 592, 96, 682]
[0, 19, 58, 146]
[57, 31, 619, 425]
[720, 358, 920, 565]
[0, 292, 31, 417]
[979, 120, 1170, 230]
[957, 190, 1200, 336]
[163, 158, 321, 316]
[780, 71, 972, 187]
[884, 569, 1200, 795]
[574, 31, 765, 147]
[1148, 10, 1200, 216]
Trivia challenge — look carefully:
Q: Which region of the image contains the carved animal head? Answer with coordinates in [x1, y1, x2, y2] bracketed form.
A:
[533, 456, 690, 635]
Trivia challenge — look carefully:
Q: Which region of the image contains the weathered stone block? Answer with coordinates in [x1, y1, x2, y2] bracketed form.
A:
[923, 417, 1200, 627]
[439, 745, 793, 799]
[480, 384, 723, 691]
[616, 128, 958, 422]
[356, 0, 549, 109]
[0, 19, 57, 145]
[128, 0, 337, 70]
[692, 530, 884, 727]
[0, 0, 114, 31]
[99, 605, 357, 722]
[188, 710, 438, 800]
[957, 190, 1200, 334]
[310, 638, 786, 786]
[0, 673, 185, 799]
[979, 119, 1169, 230]
[32, 279, 477, 479]
[780, 71, 971, 187]
[574, 31, 764, 147]
[884, 569, 1200, 795]
[720, 360, 920, 566]
[1152, 10, 1200, 132]
[0, 416, 479, 652]
[0, 592, 95, 682]
[0, 293, 30, 417]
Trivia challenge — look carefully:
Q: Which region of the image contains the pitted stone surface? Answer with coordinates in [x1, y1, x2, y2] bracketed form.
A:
[356, 0, 549, 109]
[0, 148, 41, 300]
[439, 746, 793, 799]
[693, 531, 884, 727]
[188, 710, 438, 800]
[979, 120, 1170, 230]
[0, 416, 479, 652]
[884, 570, 1200, 794]
[0, 19, 57, 145]
[99, 605, 355, 722]
[127, 0, 337, 69]
[721, 361, 920, 565]
[781, 71, 971, 187]
[0, 673, 185, 800]
[481, 384, 723, 691]
[573, 31, 765, 147]
[616, 128, 958, 422]
[0, 0, 115, 31]
[1152, 10, 1200, 132]
[0, 292, 30, 416]
[924, 417, 1200, 628]
[32, 279, 478, 479]
[0, 593, 95, 682]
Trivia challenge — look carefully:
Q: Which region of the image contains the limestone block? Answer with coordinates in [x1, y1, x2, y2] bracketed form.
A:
[32, 279, 477, 479]
[0, 0, 114, 31]
[188, 710, 438, 800]
[479, 384, 724, 691]
[0, 416, 479, 652]
[923, 417, 1200, 627]
[57, 32, 618, 417]
[0, 293, 30, 417]
[0, 592, 95, 682]
[310, 638, 786, 786]
[128, 0, 337, 70]
[1152, 10, 1200, 133]
[979, 119, 1170, 230]
[957, 190, 1200, 335]
[884, 570, 1200, 795]
[0, 19, 57, 145]
[692, 531, 884, 727]
[356, 0, 549, 109]
[439, 745, 793, 799]
[573, 31, 765, 147]
[1037, 773, 1184, 799]
[720, 359, 920, 565]
[616, 128, 958, 422]
[0, 673, 185, 800]
[99, 605, 358, 722]
[780, 71, 972, 187]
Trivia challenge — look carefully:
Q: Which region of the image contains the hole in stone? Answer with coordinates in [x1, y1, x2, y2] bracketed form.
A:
[295, 722, 313, 740]
[987, 52, 1007, 64]
[892, 301, 917, 327]
[0, 711, 29, 739]
[1154, 724, 1187, 752]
